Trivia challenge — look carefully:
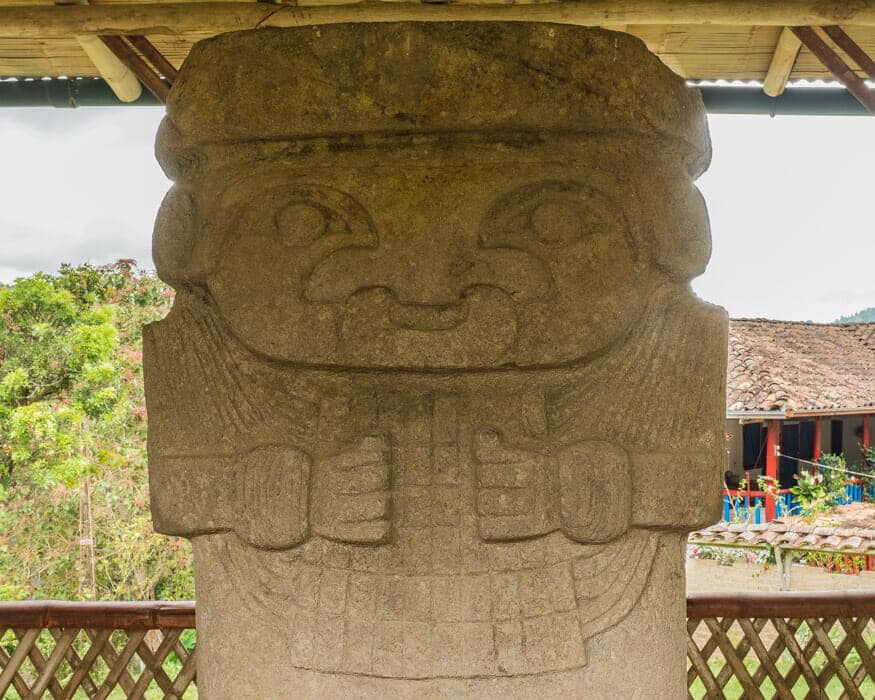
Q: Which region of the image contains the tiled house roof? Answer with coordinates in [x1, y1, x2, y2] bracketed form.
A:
[727, 320, 875, 413]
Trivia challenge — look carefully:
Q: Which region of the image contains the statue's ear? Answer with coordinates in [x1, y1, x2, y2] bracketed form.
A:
[153, 186, 199, 288]
[153, 117, 205, 288]
[155, 118, 196, 182]
[650, 180, 712, 282]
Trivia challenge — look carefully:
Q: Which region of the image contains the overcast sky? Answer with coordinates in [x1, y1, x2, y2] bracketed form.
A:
[0, 108, 873, 322]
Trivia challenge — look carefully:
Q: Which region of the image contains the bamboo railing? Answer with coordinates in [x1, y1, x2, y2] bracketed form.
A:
[687, 591, 875, 698]
[2, 593, 875, 698]
[0, 601, 196, 699]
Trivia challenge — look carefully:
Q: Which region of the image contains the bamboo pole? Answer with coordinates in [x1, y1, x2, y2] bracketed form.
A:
[75, 35, 143, 102]
[60, 0, 143, 102]
[763, 27, 802, 96]
[4, 1, 875, 39]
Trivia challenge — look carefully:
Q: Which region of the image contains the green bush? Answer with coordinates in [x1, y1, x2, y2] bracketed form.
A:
[790, 453, 848, 518]
[0, 262, 193, 601]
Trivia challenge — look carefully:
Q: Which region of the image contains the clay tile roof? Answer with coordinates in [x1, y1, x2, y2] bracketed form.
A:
[690, 520, 875, 553]
[727, 319, 875, 413]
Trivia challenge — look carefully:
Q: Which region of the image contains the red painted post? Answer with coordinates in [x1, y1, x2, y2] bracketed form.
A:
[765, 420, 780, 521]
[813, 419, 822, 469]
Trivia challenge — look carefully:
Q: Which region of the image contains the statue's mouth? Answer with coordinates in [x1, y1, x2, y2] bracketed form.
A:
[297, 242, 554, 365]
[384, 297, 468, 331]
[338, 286, 518, 365]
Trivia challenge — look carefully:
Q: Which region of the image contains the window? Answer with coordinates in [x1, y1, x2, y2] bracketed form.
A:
[799, 421, 815, 460]
[742, 423, 765, 469]
[831, 419, 844, 455]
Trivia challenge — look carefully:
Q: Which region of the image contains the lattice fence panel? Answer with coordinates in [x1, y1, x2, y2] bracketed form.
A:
[4, 601, 875, 699]
[0, 627, 197, 699]
[688, 615, 875, 699]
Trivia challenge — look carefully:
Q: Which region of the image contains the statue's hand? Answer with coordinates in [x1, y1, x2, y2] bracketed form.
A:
[555, 442, 631, 543]
[473, 429, 558, 541]
[313, 435, 392, 544]
[236, 445, 312, 549]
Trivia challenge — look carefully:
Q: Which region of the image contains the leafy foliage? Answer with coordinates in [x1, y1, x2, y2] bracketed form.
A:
[790, 453, 849, 519]
[0, 263, 193, 601]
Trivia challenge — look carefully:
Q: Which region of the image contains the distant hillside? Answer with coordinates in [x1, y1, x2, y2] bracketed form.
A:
[836, 307, 875, 323]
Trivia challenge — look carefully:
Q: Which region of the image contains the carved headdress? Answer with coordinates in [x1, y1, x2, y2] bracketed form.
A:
[157, 23, 710, 176]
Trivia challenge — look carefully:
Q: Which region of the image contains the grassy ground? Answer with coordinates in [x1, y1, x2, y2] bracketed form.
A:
[689, 661, 875, 699]
[687, 621, 875, 699]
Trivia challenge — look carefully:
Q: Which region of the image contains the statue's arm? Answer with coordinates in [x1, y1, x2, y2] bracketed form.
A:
[473, 431, 631, 544]
[144, 303, 391, 549]
[149, 436, 392, 549]
[628, 449, 724, 531]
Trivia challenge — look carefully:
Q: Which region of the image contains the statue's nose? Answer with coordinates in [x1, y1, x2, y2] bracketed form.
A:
[306, 243, 552, 305]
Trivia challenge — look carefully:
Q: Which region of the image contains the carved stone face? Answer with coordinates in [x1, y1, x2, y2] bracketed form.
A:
[180, 137, 683, 370]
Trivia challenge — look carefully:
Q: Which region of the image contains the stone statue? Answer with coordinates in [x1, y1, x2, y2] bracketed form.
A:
[145, 22, 727, 698]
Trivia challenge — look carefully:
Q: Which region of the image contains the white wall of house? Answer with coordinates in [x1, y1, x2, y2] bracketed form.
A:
[725, 419, 742, 476]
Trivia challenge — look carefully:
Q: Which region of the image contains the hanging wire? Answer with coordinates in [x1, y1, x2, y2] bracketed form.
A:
[776, 449, 874, 480]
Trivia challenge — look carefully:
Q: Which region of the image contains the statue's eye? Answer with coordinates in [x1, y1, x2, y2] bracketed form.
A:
[530, 199, 585, 245]
[530, 197, 617, 246]
[275, 202, 327, 246]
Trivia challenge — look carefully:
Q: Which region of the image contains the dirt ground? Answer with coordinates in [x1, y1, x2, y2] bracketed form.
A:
[687, 557, 875, 593]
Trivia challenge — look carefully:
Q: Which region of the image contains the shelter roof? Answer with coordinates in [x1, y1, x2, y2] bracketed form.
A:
[727, 319, 875, 415]
[690, 518, 875, 554]
[2, 1, 875, 82]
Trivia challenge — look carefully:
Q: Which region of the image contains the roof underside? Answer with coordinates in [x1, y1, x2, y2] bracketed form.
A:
[3, 2, 875, 80]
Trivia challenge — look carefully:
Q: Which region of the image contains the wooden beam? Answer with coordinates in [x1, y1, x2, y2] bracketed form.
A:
[125, 35, 178, 84]
[765, 420, 780, 522]
[687, 590, 875, 620]
[763, 27, 802, 97]
[99, 35, 169, 103]
[5, 2, 875, 39]
[74, 34, 142, 103]
[813, 419, 822, 463]
[792, 26, 875, 113]
[822, 25, 875, 80]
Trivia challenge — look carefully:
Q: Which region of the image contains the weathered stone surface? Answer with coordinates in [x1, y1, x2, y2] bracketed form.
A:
[145, 22, 727, 698]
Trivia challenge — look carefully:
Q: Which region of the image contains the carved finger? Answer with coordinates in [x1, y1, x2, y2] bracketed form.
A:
[336, 462, 390, 495]
[476, 460, 534, 488]
[322, 434, 390, 472]
[473, 429, 526, 463]
[477, 488, 533, 516]
[336, 492, 391, 523]
[325, 450, 386, 472]
[478, 514, 554, 541]
[328, 519, 392, 545]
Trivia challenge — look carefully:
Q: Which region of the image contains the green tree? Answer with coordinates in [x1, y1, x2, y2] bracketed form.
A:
[0, 262, 193, 600]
